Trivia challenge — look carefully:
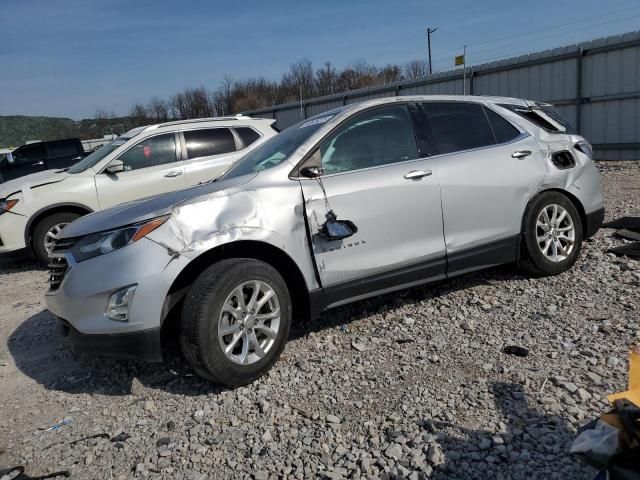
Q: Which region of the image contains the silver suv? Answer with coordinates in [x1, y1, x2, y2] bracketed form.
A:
[45, 95, 604, 386]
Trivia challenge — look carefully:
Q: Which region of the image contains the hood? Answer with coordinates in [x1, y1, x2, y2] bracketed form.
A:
[61, 173, 258, 239]
[0, 169, 69, 198]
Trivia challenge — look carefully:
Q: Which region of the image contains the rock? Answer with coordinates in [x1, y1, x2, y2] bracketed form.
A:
[426, 444, 444, 466]
[576, 388, 592, 402]
[261, 430, 273, 443]
[143, 400, 156, 412]
[461, 320, 475, 331]
[325, 414, 341, 424]
[385, 443, 403, 460]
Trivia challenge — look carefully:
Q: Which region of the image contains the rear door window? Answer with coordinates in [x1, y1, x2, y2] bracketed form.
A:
[117, 133, 178, 171]
[235, 127, 261, 148]
[184, 128, 236, 159]
[46, 140, 79, 158]
[485, 108, 521, 144]
[422, 102, 495, 155]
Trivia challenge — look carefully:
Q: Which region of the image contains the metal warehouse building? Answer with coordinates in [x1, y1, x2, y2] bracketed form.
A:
[243, 31, 640, 160]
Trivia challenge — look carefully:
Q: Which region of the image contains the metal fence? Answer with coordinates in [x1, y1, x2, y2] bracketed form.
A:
[243, 31, 640, 160]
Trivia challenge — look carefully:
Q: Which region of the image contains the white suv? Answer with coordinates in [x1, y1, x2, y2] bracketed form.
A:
[0, 116, 277, 263]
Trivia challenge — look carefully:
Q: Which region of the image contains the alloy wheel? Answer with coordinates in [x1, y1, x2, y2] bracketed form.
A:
[535, 204, 575, 262]
[218, 280, 281, 365]
[44, 223, 69, 254]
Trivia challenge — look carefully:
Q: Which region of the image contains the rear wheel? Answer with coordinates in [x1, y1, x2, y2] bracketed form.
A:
[32, 212, 81, 265]
[521, 192, 583, 276]
[180, 258, 291, 387]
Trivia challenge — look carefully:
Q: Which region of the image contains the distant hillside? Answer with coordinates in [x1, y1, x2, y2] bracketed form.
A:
[0, 115, 138, 148]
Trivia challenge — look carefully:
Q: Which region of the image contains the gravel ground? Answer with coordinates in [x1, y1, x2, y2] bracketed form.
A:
[1, 161, 639, 480]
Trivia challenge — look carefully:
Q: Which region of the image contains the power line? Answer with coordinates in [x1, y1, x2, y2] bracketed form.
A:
[428, 5, 640, 61]
[469, 4, 640, 48]
[469, 12, 640, 55]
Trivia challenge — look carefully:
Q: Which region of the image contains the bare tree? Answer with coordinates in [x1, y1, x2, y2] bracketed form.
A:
[378, 64, 404, 84]
[147, 97, 170, 122]
[404, 59, 428, 80]
[129, 103, 149, 126]
[315, 62, 338, 96]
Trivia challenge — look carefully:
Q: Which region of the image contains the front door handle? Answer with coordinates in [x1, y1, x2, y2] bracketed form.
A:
[511, 150, 532, 159]
[404, 169, 432, 180]
[165, 170, 183, 178]
[32, 161, 45, 166]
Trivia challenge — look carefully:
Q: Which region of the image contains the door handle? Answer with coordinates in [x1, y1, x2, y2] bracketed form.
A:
[32, 161, 44, 166]
[404, 169, 432, 180]
[165, 170, 183, 178]
[511, 150, 532, 159]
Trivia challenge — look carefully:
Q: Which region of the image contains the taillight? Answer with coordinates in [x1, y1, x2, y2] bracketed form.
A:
[574, 141, 593, 159]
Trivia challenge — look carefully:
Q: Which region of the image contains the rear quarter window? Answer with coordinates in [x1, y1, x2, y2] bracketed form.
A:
[184, 128, 236, 158]
[235, 127, 261, 148]
[485, 108, 521, 143]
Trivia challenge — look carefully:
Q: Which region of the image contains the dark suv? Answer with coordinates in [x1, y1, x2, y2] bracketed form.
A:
[0, 138, 86, 183]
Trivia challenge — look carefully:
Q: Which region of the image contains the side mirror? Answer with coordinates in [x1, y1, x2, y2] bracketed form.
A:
[318, 211, 358, 241]
[105, 159, 124, 174]
[300, 166, 324, 178]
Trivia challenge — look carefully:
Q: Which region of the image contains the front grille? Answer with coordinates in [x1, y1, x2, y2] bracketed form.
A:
[48, 237, 76, 291]
[48, 256, 69, 291]
[51, 237, 77, 253]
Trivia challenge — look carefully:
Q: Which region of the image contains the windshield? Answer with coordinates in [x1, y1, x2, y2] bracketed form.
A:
[221, 111, 340, 180]
[67, 137, 130, 174]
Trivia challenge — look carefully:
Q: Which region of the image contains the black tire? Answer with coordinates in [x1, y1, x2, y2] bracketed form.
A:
[32, 212, 81, 265]
[521, 191, 583, 276]
[180, 258, 292, 387]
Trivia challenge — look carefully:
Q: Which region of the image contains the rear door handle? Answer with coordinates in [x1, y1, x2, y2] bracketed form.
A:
[404, 169, 432, 180]
[165, 170, 183, 178]
[32, 161, 44, 166]
[511, 150, 532, 159]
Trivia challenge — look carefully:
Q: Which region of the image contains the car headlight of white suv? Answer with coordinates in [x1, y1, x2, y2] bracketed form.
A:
[0, 199, 18, 215]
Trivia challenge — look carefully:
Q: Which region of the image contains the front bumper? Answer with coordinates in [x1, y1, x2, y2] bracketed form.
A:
[58, 318, 162, 362]
[46, 237, 190, 360]
[0, 212, 28, 253]
[585, 207, 605, 239]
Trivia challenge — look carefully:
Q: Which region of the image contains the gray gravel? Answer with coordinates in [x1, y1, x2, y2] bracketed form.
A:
[1, 161, 639, 480]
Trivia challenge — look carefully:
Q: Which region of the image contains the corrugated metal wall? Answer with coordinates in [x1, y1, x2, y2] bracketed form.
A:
[243, 31, 640, 160]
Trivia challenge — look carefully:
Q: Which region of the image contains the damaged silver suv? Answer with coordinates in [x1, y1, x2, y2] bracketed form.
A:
[46, 95, 604, 386]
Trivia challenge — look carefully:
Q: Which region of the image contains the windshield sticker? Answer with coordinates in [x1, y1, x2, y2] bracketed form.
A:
[299, 115, 333, 129]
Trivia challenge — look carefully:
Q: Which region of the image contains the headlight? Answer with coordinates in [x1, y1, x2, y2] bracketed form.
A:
[0, 199, 18, 215]
[71, 215, 169, 262]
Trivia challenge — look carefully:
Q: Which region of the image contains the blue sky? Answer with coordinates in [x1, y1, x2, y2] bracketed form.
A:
[1, 0, 640, 119]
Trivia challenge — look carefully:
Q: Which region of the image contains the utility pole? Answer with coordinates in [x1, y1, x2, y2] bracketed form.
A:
[427, 27, 437, 75]
[463, 45, 467, 95]
[299, 85, 304, 119]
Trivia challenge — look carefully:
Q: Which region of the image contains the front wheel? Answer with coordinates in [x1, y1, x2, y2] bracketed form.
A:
[32, 212, 81, 265]
[180, 258, 292, 387]
[521, 192, 583, 276]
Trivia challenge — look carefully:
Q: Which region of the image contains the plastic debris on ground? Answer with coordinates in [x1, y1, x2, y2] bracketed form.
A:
[603, 216, 640, 232]
[614, 229, 640, 242]
[608, 242, 640, 259]
[503, 345, 529, 357]
[571, 346, 640, 479]
[44, 418, 72, 432]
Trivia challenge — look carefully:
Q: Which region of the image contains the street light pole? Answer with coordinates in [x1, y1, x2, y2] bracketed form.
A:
[427, 27, 438, 75]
